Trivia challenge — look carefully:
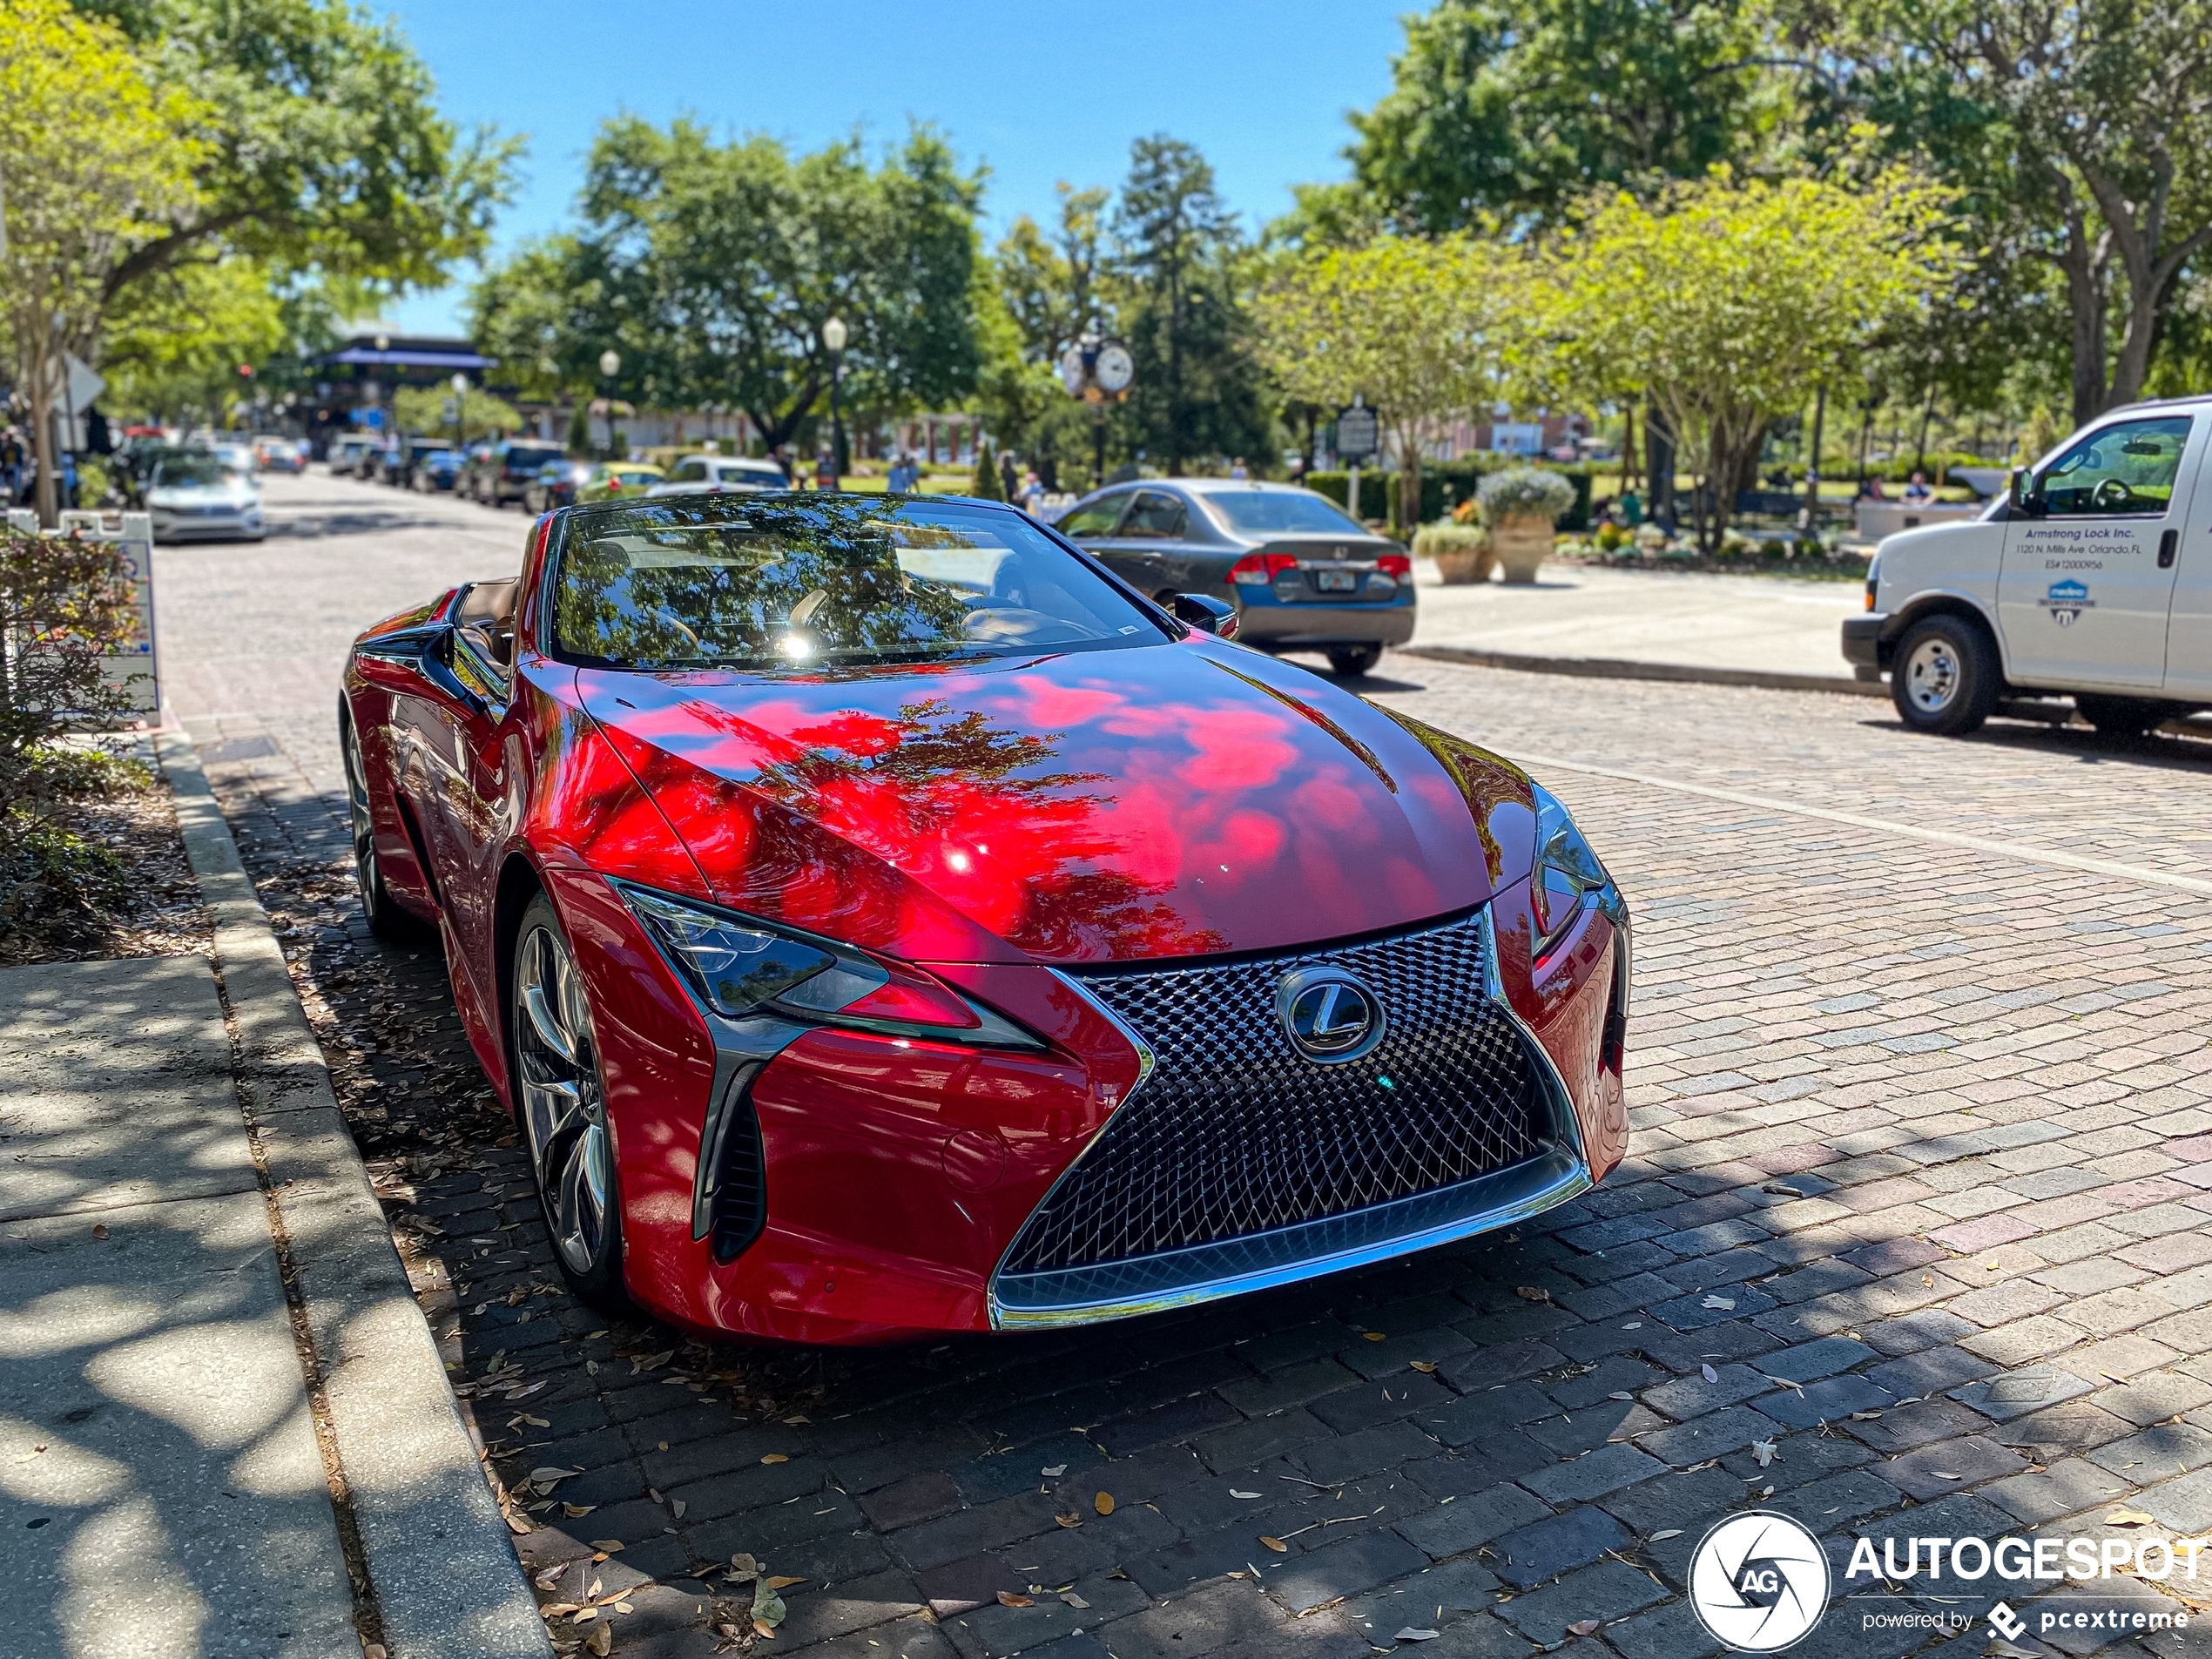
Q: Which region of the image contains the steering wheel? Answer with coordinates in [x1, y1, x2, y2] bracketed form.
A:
[2091, 477, 2136, 511]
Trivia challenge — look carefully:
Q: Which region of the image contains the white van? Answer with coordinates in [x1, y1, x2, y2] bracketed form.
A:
[1844, 398, 2212, 736]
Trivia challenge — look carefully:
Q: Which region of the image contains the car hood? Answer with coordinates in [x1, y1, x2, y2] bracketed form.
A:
[575, 638, 1535, 965]
[149, 486, 253, 506]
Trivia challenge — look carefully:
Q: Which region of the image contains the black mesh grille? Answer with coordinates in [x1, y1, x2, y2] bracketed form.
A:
[1001, 908, 1545, 1275]
[710, 1081, 767, 1263]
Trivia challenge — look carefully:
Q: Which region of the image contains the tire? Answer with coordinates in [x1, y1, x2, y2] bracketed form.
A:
[2075, 693, 2167, 738]
[1890, 614, 2000, 736]
[511, 894, 629, 1312]
[341, 705, 435, 944]
[1327, 644, 1385, 678]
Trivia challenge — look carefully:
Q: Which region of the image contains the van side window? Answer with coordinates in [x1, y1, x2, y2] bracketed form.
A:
[2039, 416, 2192, 517]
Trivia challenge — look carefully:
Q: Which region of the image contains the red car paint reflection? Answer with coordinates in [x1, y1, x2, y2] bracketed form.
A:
[341, 496, 1629, 1344]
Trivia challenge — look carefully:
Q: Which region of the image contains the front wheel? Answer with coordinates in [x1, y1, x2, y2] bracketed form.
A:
[2075, 694, 2167, 738]
[1328, 644, 1385, 678]
[1890, 615, 2000, 736]
[341, 706, 435, 944]
[512, 895, 629, 1312]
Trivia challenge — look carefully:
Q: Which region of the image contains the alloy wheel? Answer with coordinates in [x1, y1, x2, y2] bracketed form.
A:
[1902, 636, 1959, 714]
[341, 720, 383, 914]
[516, 921, 614, 1275]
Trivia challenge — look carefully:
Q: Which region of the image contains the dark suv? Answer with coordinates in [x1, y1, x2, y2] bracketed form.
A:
[465, 440, 566, 509]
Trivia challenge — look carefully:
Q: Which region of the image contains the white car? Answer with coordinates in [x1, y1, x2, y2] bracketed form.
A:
[645, 454, 787, 498]
[145, 455, 266, 543]
[1845, 397, 2212, 738]
[327, 435, 375, 477]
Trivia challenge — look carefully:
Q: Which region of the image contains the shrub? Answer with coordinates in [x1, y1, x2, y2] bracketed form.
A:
[1594, 520, 1630, 551]
[1478, 467, 1578, 525]
[1412, 522, 1490, 559]
[971, 442, 1006, 502]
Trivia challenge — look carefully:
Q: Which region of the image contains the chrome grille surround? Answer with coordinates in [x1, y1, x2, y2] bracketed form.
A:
[991, 906, 1588, 1327]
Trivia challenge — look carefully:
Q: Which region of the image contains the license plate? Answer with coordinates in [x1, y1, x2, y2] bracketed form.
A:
[1313, 569, 1358, 593]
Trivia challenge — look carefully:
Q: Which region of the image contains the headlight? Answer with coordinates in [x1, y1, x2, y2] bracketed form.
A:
[1530, 784, 1615, 952]
[618, 882, 1039, 1047]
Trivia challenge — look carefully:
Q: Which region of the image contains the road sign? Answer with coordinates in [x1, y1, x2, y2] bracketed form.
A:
[1337, 402, 1379, 461]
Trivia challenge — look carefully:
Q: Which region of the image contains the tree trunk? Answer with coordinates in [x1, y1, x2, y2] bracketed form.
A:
[1645, 404, 1677, 532]
[26, 343, 58, 528]
[2055, 212, 2112, 426]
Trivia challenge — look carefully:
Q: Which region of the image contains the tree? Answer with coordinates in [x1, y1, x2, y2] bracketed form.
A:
[482, 119, 984, 455]
[1, 0, 204, 521]
[1807, 0, 2212, 423]
[393, 384, 518, 444]
[99, 257, 283, 427]
[1254, 235, 1515, 528]
[74, 0, 516, 314]
[1111, 137, 1271, 475]
[1534, 166, 1962, 548]
[982, 185, 1116, 483]
[1349, 0, 1777, 233]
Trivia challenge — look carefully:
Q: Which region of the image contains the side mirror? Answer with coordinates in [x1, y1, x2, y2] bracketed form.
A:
[2009, 466, 2045, 516]
[1170, 592, 1238, 641]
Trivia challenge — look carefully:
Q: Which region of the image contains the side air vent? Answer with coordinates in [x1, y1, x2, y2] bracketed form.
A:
[708, 1073, 768, 1263]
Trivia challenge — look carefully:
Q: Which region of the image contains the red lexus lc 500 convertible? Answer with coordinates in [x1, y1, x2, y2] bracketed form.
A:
[341, 492, 1629, 1344]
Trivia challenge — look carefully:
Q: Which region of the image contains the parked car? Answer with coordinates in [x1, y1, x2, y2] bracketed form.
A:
[339, 491, 1630, 1343]
[253, 435, 304, 475]
[465, 440, 567, 508]
[1844, 399, 2212, 737]
[577, 461, 665, 503]
[362, 437, 410, 487]
[644, 454, 786, 498]
[1052, 479, 1415, 678]
[523, 458, 595, 516]
[212, 441, 258, 475]
[409, 448, 462, 492]
[327, 435, 376, 477]
[145, 453, 265, 542]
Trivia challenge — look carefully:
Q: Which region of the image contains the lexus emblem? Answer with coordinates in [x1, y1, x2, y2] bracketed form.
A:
[1275, 966, 1386, 1064]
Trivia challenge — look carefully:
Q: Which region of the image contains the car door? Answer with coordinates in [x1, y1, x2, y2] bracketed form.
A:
[2162, 408, 2212, 697]
[1054, 491, 1133, 577]
[1998, 412, 2202, 691]
[1105, 489, 1190, 598]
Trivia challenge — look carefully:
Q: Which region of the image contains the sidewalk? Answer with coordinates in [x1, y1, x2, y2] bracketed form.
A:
[0, 738, 550, 1659]
[1404, 562, 1878, 695]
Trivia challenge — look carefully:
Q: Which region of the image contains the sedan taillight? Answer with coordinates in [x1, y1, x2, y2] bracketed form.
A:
[1229, 552, 1299, 586]
[1377, 554, 1413, 578]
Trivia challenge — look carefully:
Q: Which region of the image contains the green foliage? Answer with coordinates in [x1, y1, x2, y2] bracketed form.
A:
[392, 385, 519, 442]
[970, 442, 1007, 501]
[100, 257, 284, 421]
[567, 401, 591, 458]
[1350, 0, 1774, 233]
[1310, 462, 1595, 529]
[1477, 466, 1577, 523]
[0, 530, 142, 815]
[475, 119, 983, 451]
[0, 813, 133, 955]
[1412, 521, 1490, 557]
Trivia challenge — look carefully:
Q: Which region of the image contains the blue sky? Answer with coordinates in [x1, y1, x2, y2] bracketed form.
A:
[375, 0, 1411, 338]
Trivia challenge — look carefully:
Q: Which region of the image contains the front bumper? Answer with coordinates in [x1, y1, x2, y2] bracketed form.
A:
[1842, 613, 1886, 670]
[151, 509, 264, 542]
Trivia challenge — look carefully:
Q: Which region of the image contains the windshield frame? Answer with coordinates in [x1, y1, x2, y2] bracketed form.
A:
[541, 494, 1180, 675]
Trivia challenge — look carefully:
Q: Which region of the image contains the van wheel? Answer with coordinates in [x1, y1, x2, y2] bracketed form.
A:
[1891, 614, 2000, 736]
[2075, 694, 2166, 738]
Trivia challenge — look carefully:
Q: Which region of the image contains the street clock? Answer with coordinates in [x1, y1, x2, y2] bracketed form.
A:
[1095, 342, 1135, 395]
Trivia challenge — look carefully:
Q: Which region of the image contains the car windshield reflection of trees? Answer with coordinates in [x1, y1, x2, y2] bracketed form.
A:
[555, 498, 1157, 671]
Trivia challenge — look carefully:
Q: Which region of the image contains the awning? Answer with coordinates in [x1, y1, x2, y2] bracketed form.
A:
[317, 347, 496, 369]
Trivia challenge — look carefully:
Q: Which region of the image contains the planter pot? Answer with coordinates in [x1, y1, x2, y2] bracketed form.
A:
[1493, 516, 1554, 583]
[1433, 543, 1495, 585]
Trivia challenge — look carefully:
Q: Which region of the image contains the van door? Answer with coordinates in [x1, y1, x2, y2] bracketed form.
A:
[2162, 427, 2212, 696]
[1998, 413, 2201, 691]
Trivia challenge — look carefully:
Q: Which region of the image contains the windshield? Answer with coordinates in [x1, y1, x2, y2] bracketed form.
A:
[554, 497, 1164, 671]
[507, 446, 563, 469]
[1198, 489, 1364, 536]
[152, 457, 239, 489]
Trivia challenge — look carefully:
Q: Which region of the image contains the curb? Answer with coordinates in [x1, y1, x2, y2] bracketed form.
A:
[1396, 644, 1889, 699]
[157, 730, 554, 1659]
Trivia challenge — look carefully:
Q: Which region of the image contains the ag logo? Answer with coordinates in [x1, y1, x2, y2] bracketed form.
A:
[1274, 966, 1386, 1063]
[1689, 1511, 1831, 1651]
[2043, 578, 2094, 627]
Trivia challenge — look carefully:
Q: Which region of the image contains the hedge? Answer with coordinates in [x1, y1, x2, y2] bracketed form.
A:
[1305, 462, 1594, 532]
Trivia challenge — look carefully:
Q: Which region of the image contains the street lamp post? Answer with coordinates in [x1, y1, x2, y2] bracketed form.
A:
[820, 316, 848, 482]
[449, 370, 468, 453]
[1058, 320, 1133, 490]
[597, 350, 621, 460]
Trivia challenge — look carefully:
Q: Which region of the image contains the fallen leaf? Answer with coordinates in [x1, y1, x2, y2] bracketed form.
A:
[1364, 1331, 1386, 1342]
[573, 1608, 598, 1624]
[2107, 1508, 2156, 1527]
[1701, 1364, 1720, 1384]
[1396, 1629, 1442, 1642]
[591, 1541, 624, 1554]
[996, 1591, 1035, 1608]
[1650, 1529, 1683, 1541]
[752, 1585, 787, 1627]
[505, 1513, 534, 1534]
[1567, 1620, 1602, 1637]
[1041, 1463, 1068, 1477]
[1752, 1440, 1777, 1467]
[760, 1453, 788, 1465]
[563, 1503, 596, 1518]
[1061, 1591, 1090, 1609]
[1515, 1286, 1550, 1303]
[530, 1466, 583, 1486]
[1261, 1536, 1289, 1554]
[1931, 1472, 1960, 1481]
[1055, 1511, 1082, 1528]
[670, 1498, 687, 1519]
[1759, 1484, 1774, 1497]
[1410, 1360, 1438, 1374]
[727, 1553, 759, 1580]
[1230, 1489, 1262, 1500]
[1622, 1321, 1642, 1331]
[765, 1575, 805, 1590]
[753, 1619, 776, 1639]
[1850, 1411, 1884, 1421]
[1608, 1391, 1634, 1401]
[1922, 1274, 1934, 1287]
[585, 1624, 611, 1656]
[1094, 1491, 1115, 1515]
[91, 1224, 109, 1240]
[1700, 1296, 1736, 1312]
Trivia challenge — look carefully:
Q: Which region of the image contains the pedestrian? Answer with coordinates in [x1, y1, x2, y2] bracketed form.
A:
[814, 450, 836, 489]
[1902, 470, 1933, 502]
[1000, 450, 1019, 501]
[1017, 469, 1043, 516]
[1230, 456, 1249, 480]
[1618, 487, 1642, 527]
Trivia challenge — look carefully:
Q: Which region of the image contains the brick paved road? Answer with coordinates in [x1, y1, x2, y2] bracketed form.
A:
[165, 471, 2212, 1658]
